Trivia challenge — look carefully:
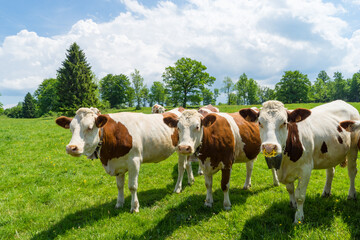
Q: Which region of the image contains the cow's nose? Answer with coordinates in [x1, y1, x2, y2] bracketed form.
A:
[178, 145, 193, 154]
[262, 144, 277, 155]
[66, 145, 78, 153]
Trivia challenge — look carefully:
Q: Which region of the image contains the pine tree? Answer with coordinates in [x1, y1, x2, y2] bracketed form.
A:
[22, 92, 36, 118]
[56, 42, 99, 115]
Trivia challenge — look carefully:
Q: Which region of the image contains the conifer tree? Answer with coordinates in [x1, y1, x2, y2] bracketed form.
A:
[22, 92, 36, 118]
[56, 42, 99, 115]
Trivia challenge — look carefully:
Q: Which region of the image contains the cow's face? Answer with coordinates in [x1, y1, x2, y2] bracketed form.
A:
[163, 110, 216, 155]
[56, 108, 108, 157]
[240, 101, 311, 158]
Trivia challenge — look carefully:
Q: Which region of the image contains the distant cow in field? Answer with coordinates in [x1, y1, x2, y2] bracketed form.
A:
[163, 109, 275, 210]
[56, 107, 194, 212]
[198, 104, 220, 116]
[240, 100, 360, 223]
[152, 104, 166, 114]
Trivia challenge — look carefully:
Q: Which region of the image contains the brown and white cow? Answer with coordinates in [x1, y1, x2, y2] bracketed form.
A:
[240, 100, 360, 223]
[56, 107, 194, 212]
[198, 104, 220, 116]
[152, 104, 166, 114]
[163, 110, 267, 210]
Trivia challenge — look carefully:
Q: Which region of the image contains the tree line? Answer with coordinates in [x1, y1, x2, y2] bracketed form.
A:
[2, 42, 360, 118]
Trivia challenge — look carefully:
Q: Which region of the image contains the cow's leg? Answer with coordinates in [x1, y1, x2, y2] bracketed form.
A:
[189, 154, 203, 175]
[272, 168, 280, 186]
[294, 169, 311, 224]
[286, 182, 296, 208]
[204, 173, 213, 207]
[185, 156, 195, 185]
[222, 168, 232, 210]
[322, 167, 335, 197]
[347, 147, 358, 199]
[174, 154, 187, 193]
[128, 159, 140, 213]
[243, 159, 254, 190]
[115, 173, 125, 208]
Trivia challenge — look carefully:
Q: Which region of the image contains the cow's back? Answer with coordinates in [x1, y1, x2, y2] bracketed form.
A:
[109, 112, 176, 163]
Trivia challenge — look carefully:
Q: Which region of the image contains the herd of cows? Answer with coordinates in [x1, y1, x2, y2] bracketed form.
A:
[55, 100, 360, 224]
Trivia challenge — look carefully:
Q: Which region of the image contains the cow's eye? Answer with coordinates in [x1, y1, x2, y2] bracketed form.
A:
[196, 125, 200, 130]
[258, 122, 263, 128]
[280, 122, 287, 128]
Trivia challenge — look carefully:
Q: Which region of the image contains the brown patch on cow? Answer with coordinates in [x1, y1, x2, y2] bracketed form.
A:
[337, 136, 343, 144]
[221, 168, 231, 191]
[321, 141, 328, 154]
[99, 116, 133, 166]
[239, 108, 259, 122]
[55, 116, 72, 129]
[162, 112, 179, 146]
[198, 109, 210, 117]
[198, 114, 235, 170]
[284, 123, 303, 162]
[202, 104, 219, 112]
[287, 108, 311, 123]
[337, 125, 343, 133]
[178, 107, 185, 112]
[229, 112, 261, 160]
[340, 120, 356, 132]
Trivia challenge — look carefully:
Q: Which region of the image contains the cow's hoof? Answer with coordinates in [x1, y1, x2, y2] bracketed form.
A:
[223, 204, 231, 211]
[347, 195, 357, 200]
[204, 201, 213, 208]
[321, 192, 331, 198]
[289, 201, 297, 209]
[273, 182, 280, 187]
[243, 185, 251, 190]
[115, 202, 124, 209]
[198, 170, 204, 175]
[130, 208, 139, 213]
[174, 188, 182, 194]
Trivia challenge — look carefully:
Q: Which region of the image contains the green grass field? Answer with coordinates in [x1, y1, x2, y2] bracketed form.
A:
[1, 103, 360, 239]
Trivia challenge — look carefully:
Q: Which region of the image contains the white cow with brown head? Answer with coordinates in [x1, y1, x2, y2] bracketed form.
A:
[164, 109, 271, 210]
[240, 100, 360, 223]
[56, 107, 194, 212]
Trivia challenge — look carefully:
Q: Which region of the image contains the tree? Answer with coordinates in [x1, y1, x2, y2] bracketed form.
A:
[131, 69, 144, 110]
[56, 42, 99, 115]
[247, 78, 260, 104]
[202, 88, 214, 105]
[163, 57, 215, 107]
[4, 103, 23, 118]
[333, 72, 348, 100]
[259, 87, 276, 103]
[0, 93, 3, 115]
[348, 71, 360, 102]
[99, 74, 132, 108]
[311, 71, 331, 102]
[22, 92, 37, 118]
[34, 78, 58, 116]
[141, 86, 149, 107]
[149, 81, 166, 106]
[213, 88, 219, 105]
[221, 77, 234, 105]
[275, 70, 311, 103]
[234, 73, 248, 105]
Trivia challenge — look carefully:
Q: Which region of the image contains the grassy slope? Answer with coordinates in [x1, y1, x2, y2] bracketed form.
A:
[1, 103, 360, 239]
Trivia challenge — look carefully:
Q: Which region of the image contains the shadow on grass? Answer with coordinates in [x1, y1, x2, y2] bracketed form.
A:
[240, 195, 360, 239]
[31, 187, 170, 240]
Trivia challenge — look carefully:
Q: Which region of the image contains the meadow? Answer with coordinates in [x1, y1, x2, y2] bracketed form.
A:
[1, 103, 360, 239]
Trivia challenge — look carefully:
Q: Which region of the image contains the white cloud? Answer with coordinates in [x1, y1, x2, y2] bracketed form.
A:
[1, 0, 360, 106]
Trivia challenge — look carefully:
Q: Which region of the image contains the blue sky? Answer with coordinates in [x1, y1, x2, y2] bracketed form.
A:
[1, 0, 360, 108]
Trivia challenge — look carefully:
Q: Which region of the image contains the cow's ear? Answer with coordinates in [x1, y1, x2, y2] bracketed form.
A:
[287, 108, 311, 123]
[95, 115, 109, 128]
[202, 114, 217, 127]
[340, 120, 360, 132]
[163, 116, 178, 128]
[56, 116, 72, 129]
[239, 108, 259, 122]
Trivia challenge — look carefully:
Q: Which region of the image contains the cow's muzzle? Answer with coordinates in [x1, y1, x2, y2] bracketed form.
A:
[177, 145, 193, 155]
[66, 145, 82, 157]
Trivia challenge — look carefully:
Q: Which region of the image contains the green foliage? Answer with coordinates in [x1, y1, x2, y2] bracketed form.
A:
[348, 71, 360, 102]
[34, 78, 59, 116]
[202, 88, 214, 105]
[4, 103, 23, 118]
[275, 70, 311, 103]
[141, 86, 149, 107]
[333, 72, 348, 100]
[221, 76, 234, 105]
[56, 42, 99, 116]
[0, 93, 3, 115]
[149, 81, 166, 106]
[163, 57, 216, 107]
[233, 73, 260, 105]
[130, 69, 145, 110]
[213, 88, 219, 105]
[259, 86, 276, 103]
[22, 92, 37, 118]
[99, 74, 132, 108]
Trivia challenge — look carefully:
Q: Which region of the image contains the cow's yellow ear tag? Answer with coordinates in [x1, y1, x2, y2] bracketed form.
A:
[263, 149, 277, 157]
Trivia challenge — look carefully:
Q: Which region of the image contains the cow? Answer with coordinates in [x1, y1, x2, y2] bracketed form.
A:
[163, 109, 272, 210]
[239, 100, 360, 223]
[152, 104, 166, 114]
[198, 104, 220, 116]
[55, 107, 194, 212]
